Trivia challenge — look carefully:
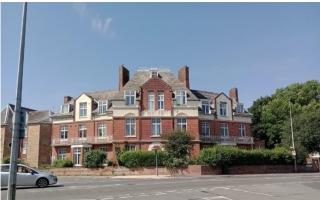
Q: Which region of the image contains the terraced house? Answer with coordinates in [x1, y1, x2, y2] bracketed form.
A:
[51, 66, 253, 166]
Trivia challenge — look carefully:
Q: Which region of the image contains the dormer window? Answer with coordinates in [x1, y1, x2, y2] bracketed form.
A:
[201, 100, 210, 114]
[124, 90, 136, 106]
[220, 102, 227, 116]
[236, 103, 244, 113]
[151, 70, 158, 78]
[175, 90, 187, 105]
[98, 100, 107, 114]
[61, 104, 70, 114]
[79, 102, 87, 117]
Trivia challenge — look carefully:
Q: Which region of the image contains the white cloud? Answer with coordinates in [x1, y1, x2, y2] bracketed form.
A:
[72, 3, 87, 16]
[91, 16, 115, 36]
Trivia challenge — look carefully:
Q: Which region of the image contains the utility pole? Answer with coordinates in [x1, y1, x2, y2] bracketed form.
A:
[289, 100, 297, 173]
[7, 2, 28, 200]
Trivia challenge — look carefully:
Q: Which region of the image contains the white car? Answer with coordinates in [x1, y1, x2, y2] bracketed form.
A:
[0, 164, 58, 188]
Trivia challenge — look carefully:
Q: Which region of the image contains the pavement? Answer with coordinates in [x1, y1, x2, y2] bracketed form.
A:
[1, 173, 320, 200]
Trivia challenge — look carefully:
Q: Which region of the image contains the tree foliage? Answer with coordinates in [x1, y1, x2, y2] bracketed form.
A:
[83, 150, 106, 168]
[249, 80, 320, 154]
[163, 131, 194, 172]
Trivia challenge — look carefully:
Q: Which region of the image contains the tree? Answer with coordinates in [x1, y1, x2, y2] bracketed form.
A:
[163, 131, 193, 173]
[249, 80, 320, 151]
[83, 150, 106, 168]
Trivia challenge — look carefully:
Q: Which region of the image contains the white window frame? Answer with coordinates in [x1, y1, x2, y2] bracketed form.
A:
[236, 103, 244, 113]
[124, 90, 136, 106]
[99, 146, 107, 152]
[220, 102, 227, 116]
[239, 124, 246, 137]
[220, 123, 229, 137]
[22, 143, 27, 154]
[58, 147, 67, 160]
[73, 147, 81, 166]
[98, 124, 107, 138]
[175, 90, 187, 106]
[201, 122, 210, 136]
[158, 91, 164, 110]
[125, 118, 136, 136]
[148, 92, 155, 111]
[151, 118, 161, 136]
[125, 144, 136, 151]
[201, 100, 210, 114]
[79, 102, 87, 117]
[79, 124, 87, 138]
[151, 70, 158, 78]
[60, 125, 68, 140]
[60, 104, 70, 114]
[177, 118, 187, 132]
[98, 100, 108, 114]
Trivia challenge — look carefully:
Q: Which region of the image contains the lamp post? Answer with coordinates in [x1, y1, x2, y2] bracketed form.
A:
[152, 146, 160, 176]
[7, 3, 28, 200]
[289, 100, 297, 173]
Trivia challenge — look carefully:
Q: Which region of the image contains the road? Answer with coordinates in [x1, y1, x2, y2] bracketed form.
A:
[1, 173, 320, 200]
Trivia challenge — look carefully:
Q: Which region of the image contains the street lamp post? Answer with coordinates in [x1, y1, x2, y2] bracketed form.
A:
[289, 100, 297, 173]
[155, 149, 158, 176]
[7, 3, 28, 200]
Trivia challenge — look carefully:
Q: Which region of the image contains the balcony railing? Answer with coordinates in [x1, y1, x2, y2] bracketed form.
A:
[52, 136, 113, 146]
[200, 135, 254, 144]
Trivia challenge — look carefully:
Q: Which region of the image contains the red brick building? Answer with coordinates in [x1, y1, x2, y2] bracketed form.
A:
[51, 66, 253, 166]
[1, 104, 52, 168]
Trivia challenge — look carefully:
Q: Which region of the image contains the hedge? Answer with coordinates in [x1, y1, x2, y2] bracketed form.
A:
[52, 159, 73, 168]
[84, 150, 106, 168]
[199, 146, 293, 167]
[119, 150, 168, 168]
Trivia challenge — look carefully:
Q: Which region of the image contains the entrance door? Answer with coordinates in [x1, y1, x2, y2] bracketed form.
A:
[73, 147, 81, 166]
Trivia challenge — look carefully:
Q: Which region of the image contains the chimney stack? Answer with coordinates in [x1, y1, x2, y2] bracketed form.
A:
[64, 96, 72, 103]
[178, 66, 190, 89]
[119, 65, 130, 91]
[229, 87, 239, 103]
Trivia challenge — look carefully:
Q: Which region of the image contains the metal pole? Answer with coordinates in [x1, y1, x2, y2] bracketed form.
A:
[289, 100, 297, 173]
[7, 3, 27, 200]
[155, 149, 158, 176]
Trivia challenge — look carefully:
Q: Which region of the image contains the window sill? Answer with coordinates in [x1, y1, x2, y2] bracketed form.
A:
[124, 135, 136, 138]
[151, 135, 161, 138]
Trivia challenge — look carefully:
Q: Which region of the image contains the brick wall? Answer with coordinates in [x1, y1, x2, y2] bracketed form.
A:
[0, 126, 11, 161]
[140, 77, 172, 111]
[38, 124, 52, 166]
[26, 125, 40, 168]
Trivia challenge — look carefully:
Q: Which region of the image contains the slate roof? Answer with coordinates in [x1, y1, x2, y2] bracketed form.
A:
[28, 110, 53, 124]
[1, 104, 39, 125]
[86, 90, 118, 101]
[113, 69, 198, 100]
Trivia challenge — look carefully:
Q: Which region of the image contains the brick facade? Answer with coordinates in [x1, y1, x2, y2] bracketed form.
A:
[51, 67, 253, 166]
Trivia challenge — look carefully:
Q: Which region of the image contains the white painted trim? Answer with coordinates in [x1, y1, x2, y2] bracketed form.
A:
[71, 144, 92, 148]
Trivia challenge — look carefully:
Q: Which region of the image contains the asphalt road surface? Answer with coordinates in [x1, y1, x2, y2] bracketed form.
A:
[1, 173, 320, 200]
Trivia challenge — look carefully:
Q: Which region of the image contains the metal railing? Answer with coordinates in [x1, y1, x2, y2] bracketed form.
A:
[52, 136, 113, 146]
[200, 135, 254, 144]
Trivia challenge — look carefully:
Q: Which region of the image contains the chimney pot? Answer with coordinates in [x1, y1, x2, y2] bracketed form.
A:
[64, 96, 72, 103]
[229, 87, 239, 103]
[178, 66, 190, 89]
[119, 65, 130, 91]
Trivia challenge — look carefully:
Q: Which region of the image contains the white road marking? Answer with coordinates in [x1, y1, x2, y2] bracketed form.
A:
[202, 196, 233, 200]
[166, 190, 176, 192]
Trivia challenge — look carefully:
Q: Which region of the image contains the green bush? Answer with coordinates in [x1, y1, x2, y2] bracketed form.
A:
[2, 157, 27, 165]
[119, 150, 168, 168]
[199, 146, 293, 167]
[84, 150, 106, 168]
[52, 159, 73, 168]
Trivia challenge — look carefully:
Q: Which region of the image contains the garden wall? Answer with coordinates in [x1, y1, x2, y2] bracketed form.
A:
[50, 164, 317, 176]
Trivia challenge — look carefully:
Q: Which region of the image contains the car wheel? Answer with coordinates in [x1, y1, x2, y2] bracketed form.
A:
[36, 178, 49, 188]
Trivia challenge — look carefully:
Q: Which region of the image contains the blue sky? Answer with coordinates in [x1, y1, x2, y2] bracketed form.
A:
[2, 3, 320, 111]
